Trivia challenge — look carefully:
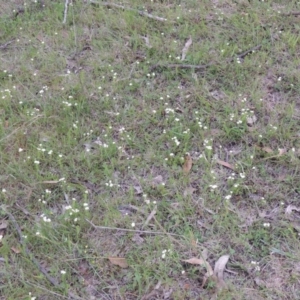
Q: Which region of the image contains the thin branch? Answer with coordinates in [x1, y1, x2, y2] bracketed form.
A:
[121, 205, 183, 244]
[0, 40, 15, 50]
[89, 1, 167, 22]
[236, 44, 262, 60]
[151, 63, 212, 71]
[63, 0, 69, 24]
[86, 218, 181, 237]
[0, 114, 43, 143]
[282, 11, 300, 16]
[142, 206, 157, 229]
[151, 44, 262, 71]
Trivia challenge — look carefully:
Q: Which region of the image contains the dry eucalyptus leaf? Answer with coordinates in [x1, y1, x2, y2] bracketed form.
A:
[262, 146, 273, 153]
[278, 148, 286, 156]
[213, 255, 230, 280]
[285, 205, 300, 215]
[181, 36, 192, 61]
[216, 159, 235, 170]
[11, 246, 21, 254]
[134, 185, 143, 195]
[0, 221, 8, 230]
[183, 153, 192, 174]
[108, 257, 129, 268]
[182, 257, 206, 265]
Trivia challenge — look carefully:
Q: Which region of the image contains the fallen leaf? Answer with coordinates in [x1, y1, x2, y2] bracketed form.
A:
[213, 255, 230, 280]
[285, 205, 300, 215]
[183, 153, 192, 174]
[262, 147, 273, 153]
[0, 221, 8, 230]
[134, 185, 143, 195]
[108, 257, 129, 268]
[216, 159, 235, 170]
[278, 148, 286, 156]
[182, 257, 206, 265]
[11, 246, 21, 254]
[181, 36, 192, 61]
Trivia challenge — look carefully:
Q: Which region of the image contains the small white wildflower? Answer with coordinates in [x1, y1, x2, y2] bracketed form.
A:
[36, 231, 40, 236]
[61, 270, 66, 275]
[18, 148, 23, 152]
[2, 188, 6, 193]
[263, 222, 270, 228]
[34, 160, 40, 165]
[225, 195, 232, 200]
[209, 185, 218, 189]
[131, 222, 135, 227]
[239, 173, 246, 179]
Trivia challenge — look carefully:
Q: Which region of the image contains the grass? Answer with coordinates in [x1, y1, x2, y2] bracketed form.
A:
[1, 0, 300, 299]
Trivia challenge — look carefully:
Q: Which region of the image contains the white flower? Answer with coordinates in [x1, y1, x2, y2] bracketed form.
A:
[61, 270, 66, 275]
[34, 160, 40, 165]
[131, 222, 135, 227]
[225, 195, 232, 200]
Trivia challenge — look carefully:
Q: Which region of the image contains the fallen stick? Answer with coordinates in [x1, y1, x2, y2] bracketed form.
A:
[282, 11, 300, 16]
[151, 44, 262, 71]
[62, 0, 69, 24]
[0, 40, 15, 50]
[89, 1, 167, 22]
[151, 63, 212, 71]
[86, 218, 181, 237]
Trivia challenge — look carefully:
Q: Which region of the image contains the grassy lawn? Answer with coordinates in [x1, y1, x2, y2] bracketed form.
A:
[1, 0, 300, 299]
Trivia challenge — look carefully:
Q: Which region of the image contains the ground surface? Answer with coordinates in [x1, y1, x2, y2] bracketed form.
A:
[1, 0, 300, 299]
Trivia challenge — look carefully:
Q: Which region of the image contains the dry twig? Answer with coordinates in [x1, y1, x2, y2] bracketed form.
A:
[151, 44, 262, 71]
[86, 218, 181, 237]
[89, 1, 167, 22]
[63, 0, 69, 24]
